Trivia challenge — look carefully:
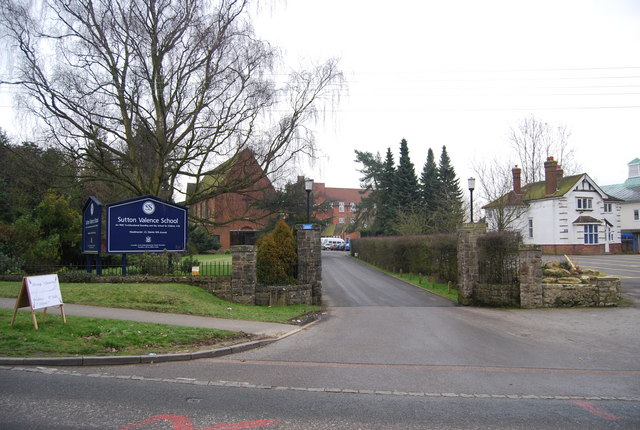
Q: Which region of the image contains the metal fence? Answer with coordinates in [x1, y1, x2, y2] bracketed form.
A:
[477, 232, 521, 285]
[11, 258, 232, 278]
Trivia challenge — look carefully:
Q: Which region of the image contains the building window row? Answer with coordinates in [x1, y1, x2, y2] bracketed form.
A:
[576, 198, 592, 210]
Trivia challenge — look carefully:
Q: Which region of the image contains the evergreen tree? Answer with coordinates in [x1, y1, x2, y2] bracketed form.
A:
[256, 219, 297, 285]
[420, 148, 439, 216]
[435, 146, 464, 232]
[376, 147, 397, 235]
[354, 150, 384, 233]
[394, 139, 420, 209]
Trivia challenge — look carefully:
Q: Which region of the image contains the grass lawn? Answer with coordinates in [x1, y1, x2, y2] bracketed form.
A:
[0, 280, 318, 358]
[1, 309, 243, 357]
[0, 282, 318, 324]
[192, 254, 231, 263]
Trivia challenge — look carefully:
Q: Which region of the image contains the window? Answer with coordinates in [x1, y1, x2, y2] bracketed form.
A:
[338, 217, 345, 224]
[577, 198, 592, 210]
[339, 202, 345, 213]
[603, 203, 612, 213]
[635, 209, 639, 221]
[350, 202, 356, 213]
[584, 224, 598, 244]
[528, 219, 534, 238]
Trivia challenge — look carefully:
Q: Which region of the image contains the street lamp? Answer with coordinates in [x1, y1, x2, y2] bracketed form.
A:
[305, 178, 314, 223]
[468, 177, 475, 223]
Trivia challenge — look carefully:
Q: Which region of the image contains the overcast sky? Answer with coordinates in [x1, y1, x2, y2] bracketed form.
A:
[251, 0, 640, 196]
[1, 0, 638, 204]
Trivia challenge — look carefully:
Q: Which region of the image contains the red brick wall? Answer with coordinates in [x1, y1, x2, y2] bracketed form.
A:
[540, 244, 622, 255]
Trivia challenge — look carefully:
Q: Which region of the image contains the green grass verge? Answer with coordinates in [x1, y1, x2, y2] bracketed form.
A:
[352, 257, 458, 302]
[192, 254, 232, 262]
[1, 309, 242, 357]
[0, 282, 318, 324]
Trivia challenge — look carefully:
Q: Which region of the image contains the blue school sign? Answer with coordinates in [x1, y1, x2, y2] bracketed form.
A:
[106, 195, 188, 253]
[82, 196, 103, 254]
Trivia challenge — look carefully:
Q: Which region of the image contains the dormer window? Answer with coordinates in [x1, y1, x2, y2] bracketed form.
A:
[577, 198, 592, 211]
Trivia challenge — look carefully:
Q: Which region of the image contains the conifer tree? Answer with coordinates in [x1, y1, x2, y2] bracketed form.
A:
[373, 148, 397, 235]
[435, 146, 464, 232]
[420, 148, 439, 216]
[394, 139, 420, 209]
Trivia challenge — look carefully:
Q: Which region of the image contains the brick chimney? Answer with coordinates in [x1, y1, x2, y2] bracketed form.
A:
[512, 165, 522, 193]
[544, 156, 558, 195]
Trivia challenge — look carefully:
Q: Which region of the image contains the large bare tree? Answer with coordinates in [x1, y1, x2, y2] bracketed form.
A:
[509, 115, 578, 184]
[471, 158, 527, 231]
[0, 0, 342, 203]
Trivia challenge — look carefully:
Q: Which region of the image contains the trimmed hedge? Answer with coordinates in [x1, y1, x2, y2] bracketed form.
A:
[351, 234, 457, 284]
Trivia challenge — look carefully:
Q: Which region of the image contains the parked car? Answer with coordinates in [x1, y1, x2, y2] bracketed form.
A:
[321, 237, 346, 250]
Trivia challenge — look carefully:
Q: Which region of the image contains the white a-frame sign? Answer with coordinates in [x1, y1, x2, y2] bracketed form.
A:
[10, 274, 66, 330]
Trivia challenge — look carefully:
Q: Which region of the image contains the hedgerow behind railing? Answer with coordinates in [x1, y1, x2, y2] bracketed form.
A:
[476, 231, 521, 285]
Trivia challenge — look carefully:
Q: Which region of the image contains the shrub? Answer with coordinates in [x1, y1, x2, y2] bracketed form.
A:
[129, 253, 170, 276]
[256, 219, 297, 285]
[179, 255, 201, 275]
[0, 251, 23, 274]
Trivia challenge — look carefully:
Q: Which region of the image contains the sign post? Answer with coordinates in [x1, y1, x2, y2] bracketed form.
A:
[82, 196, 103, 275]
[11, 274, 66, 330]
[106, 195, 188, 274]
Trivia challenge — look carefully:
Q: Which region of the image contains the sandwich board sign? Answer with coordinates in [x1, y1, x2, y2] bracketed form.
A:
[106, 195, 188, 253]
[10, 274, 66, 330]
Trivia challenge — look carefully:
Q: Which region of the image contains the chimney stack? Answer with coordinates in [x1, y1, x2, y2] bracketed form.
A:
[512, 165, 522, 193]
[544, 156, 558, 195]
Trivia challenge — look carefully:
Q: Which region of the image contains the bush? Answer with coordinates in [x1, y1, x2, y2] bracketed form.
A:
[179, 255, 201, 274]
[57, 271, 97, 283]
[256, 220, 297, 285]
[0, 251, 23, 274]
[188, 226, 220, 253]
[129, 253, 170, 276]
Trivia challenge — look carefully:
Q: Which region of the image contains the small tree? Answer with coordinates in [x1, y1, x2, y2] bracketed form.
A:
[256, 219, 297, 285]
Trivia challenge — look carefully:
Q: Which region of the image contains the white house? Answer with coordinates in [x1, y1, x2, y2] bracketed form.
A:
[601, 158, 640, 253]
[483, 157, 622, 255]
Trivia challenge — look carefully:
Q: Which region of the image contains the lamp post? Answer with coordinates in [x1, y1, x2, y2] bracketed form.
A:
[305, 178, 314, 223]
[468, 177, 475, 223]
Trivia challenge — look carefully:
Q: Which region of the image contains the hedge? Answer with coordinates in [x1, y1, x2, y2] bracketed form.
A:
[351, 234, 458, 284]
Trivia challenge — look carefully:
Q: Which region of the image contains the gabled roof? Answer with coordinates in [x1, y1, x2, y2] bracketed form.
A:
[484, 172, 622, 209]
[484, 174, 583, 209]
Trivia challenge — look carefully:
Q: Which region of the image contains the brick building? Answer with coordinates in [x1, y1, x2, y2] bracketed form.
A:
[188, 149, 276, 249]
[305, 178, 369, 241]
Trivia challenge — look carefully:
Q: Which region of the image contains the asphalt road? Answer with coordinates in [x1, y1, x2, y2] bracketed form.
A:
[1, 251, 639, 429]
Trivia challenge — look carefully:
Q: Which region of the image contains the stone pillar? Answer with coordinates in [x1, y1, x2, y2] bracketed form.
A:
[296, 224, 322, 305]
[457, 222, 487, 305]
[518, 245, 543, 308]
[596, 277, 621, 306]
[231, 245, 257, 305]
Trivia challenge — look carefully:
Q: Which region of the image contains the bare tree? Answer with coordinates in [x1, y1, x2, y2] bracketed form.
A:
[472, 158, 527, 231]
[0, 0, 343, 203]
[509, 115, 579, 184]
